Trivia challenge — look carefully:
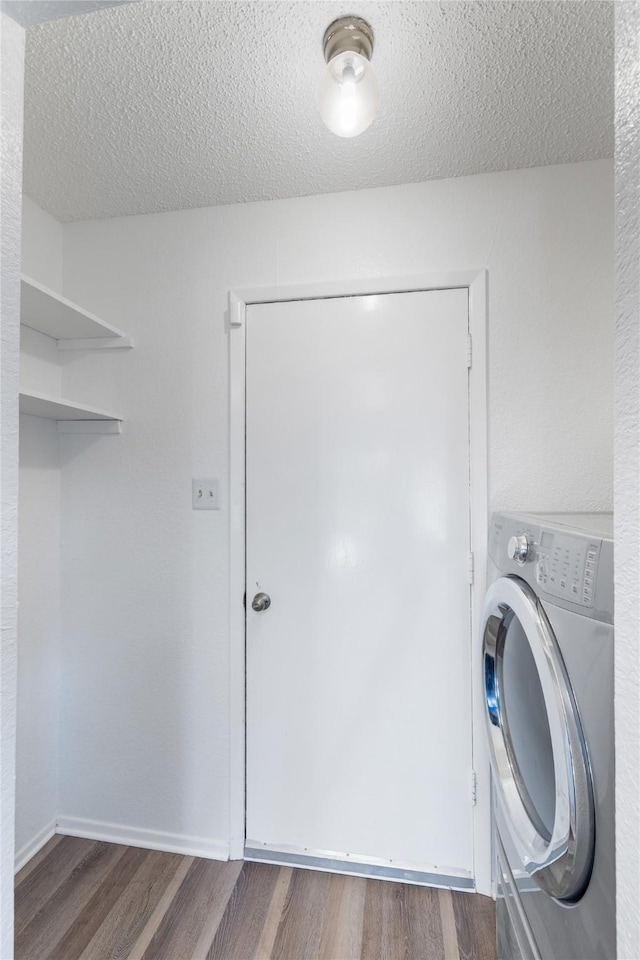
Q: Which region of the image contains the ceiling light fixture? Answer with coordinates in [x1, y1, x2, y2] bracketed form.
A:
[319, 16, 378, 138]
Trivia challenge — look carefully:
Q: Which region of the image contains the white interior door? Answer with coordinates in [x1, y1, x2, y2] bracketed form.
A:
[245, 289, 473, 881]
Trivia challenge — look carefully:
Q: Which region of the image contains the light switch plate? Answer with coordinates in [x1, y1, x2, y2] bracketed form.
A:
[192, 478, 220, 510]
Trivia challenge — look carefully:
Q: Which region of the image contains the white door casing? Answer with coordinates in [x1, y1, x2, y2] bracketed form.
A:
[228, 271, 489, 892]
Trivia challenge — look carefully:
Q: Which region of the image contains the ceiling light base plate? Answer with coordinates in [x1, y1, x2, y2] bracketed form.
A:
[323, 16, 374, 63]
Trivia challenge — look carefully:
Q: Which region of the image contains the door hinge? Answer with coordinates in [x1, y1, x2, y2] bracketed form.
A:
[229, 292, 244, 327]
[471, 770, 478, 806]
[466, 334, 472, 368]
[468, 551, 475, 584]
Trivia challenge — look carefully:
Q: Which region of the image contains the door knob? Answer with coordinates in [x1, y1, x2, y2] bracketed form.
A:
[251, 592, 271, 612]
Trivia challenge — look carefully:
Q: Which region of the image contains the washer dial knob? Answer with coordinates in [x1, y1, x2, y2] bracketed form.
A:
[508, 534, 532, 565]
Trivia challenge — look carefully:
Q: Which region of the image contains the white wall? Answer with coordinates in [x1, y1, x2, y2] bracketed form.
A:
[57, 159, 613, 854]
[614, 3, 640, 957]
[22, 195, 63, 288]
[0, 11, 25, 958]
[15, 198, 63, 865]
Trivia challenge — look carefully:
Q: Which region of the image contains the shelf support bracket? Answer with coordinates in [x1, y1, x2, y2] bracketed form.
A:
[57, 336, 134, 351]
[57, 420, 122, 435]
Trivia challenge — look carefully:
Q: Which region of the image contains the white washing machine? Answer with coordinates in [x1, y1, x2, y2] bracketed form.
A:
[482, 512, 615, 960]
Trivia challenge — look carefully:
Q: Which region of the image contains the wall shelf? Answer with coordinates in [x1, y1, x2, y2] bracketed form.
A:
[19, 390, 122, 433]
[20, 275, 133, 349]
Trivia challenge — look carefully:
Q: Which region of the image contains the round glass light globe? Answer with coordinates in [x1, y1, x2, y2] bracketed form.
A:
[319, 50, 378, 138]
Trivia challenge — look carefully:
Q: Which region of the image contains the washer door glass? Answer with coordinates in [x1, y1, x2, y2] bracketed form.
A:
[483, 576, 594, 902]
[500, 610, 556, 841]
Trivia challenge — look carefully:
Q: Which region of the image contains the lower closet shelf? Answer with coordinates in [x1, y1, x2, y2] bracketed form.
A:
[19, 390, 122, 433]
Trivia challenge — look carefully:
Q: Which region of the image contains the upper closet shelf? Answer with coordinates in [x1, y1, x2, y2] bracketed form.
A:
[20, 275, 133, 349]
[19, 390, 122, 434]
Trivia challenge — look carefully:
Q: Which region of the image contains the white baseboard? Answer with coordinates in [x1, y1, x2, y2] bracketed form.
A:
[55, 816, 230, 862]
[15, 819, 57, 874]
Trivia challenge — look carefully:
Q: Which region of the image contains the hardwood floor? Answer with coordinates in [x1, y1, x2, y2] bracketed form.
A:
[15, 837, 496, 960]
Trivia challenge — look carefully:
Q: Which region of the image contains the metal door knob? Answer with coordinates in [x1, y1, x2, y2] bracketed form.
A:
[251, 592, 271, 612]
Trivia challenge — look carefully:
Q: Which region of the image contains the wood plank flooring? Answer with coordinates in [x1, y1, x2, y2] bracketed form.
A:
[15, 837, 496, 960]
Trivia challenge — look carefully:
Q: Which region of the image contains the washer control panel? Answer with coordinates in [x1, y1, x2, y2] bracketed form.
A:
[535, 530, 600, 608]
[489, 513, 614, 622]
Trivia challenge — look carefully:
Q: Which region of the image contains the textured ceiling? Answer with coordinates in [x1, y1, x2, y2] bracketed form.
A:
[23, 0, 614, 222]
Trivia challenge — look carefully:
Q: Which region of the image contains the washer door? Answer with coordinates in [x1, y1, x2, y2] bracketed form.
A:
[482, 576, 594, 901]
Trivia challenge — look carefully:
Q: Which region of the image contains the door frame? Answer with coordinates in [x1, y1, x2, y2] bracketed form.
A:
[228, 270, 490, 894]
